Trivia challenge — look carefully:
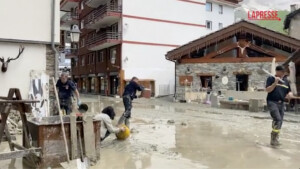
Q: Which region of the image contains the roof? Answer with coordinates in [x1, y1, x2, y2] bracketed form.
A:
[282, 49, 300, 66]
[284, 8, 300, 29]
[166, 20, 300, 61]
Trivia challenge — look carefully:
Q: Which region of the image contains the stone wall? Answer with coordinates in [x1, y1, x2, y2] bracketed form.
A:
[175, 62, 274, 100]
[46, 45, 56, 115]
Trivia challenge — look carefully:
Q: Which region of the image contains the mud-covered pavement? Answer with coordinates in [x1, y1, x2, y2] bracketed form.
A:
[92, 96, 300, 169]
[1, 95, 300, 169]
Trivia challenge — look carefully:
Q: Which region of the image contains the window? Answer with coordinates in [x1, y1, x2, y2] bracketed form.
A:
[206, 2, 212, 12]
[81, 20, 84, 29]
[200, 76, 212, 89]
[81, 56, 85, 66]
[219, 5, 223, 14]
[90, 54, 94, 64]
[81, 1, 84, 10]
[86, 55, 90, 65]
[110, 48, 117, 64]
[206, 20, 212, 30]
[98, 51, 104, 62]
[81, 38, 85, 47]
[218, 23, 223, 29]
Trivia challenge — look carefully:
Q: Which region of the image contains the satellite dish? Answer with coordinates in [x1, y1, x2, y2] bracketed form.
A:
[222, 76, 228, 85]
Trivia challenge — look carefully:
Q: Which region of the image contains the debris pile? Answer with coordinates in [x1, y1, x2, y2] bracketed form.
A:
[7, 110, 22, 135]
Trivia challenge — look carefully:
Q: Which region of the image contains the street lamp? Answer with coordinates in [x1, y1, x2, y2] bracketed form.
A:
[70, 25, 81, 43]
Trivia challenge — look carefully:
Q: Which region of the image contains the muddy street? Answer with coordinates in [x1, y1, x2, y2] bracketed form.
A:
[1, 96, 300, 169]
[92, 96, 300, 169]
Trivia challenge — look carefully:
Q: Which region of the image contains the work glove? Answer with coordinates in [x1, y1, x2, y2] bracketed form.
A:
[77, 100, 81, 107]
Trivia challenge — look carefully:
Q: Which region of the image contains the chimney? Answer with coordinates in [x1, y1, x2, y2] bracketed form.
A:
[290, 4, 300, 12]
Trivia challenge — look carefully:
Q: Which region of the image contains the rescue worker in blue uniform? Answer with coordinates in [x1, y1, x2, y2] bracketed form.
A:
[118, 77, 144, 128]
[56, 72, 81, 115]
[266, 65, 293, 147]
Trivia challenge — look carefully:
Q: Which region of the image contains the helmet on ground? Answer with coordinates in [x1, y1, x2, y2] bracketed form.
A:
[116, 124, 130, 140]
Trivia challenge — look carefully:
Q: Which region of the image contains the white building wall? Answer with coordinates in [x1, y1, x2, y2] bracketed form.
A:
[0, 43, 47, 97]
[122, 0, 209, 96]
[205, 1, 236, 32]
[0, 0, 60, 98]
[0, 0, 60, 43]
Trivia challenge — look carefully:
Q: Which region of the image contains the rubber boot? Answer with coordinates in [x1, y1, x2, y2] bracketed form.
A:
[275, 133, 281, 146]
[270, 132, 280, 147]
[118, 116, 126, 126]
[125, 118, 130, 129]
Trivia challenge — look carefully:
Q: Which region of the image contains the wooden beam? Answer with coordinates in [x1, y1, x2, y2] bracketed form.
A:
[0, 100, 39, 103]
[180, 57, 287, 63]
[196, 73, 216, 76]
[0, 148, 41, 160]
[83, 115, 97, 164]
[203, 43, 238, 59]
[70, 114, 78, 160]
[248, 44, 288, 59]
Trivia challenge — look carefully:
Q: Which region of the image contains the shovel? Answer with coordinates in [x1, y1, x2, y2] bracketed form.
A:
[52, 78, 88, 169]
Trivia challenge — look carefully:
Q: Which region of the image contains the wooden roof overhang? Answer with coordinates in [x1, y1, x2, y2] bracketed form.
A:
[166, 20, 300, 63]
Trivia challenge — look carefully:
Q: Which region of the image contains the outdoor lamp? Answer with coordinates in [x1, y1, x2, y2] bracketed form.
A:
[70, 25, 81, 43]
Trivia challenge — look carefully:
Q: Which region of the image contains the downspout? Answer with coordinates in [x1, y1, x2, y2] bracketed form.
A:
[173, 60, 177, 99]
[166, 56, 177, 99]
[51, 0, 59, 80]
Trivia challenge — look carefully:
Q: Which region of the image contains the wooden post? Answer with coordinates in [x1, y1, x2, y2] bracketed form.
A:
[119, 69, 125, 96]
[83, 114, 97, 164]
[70, 113, 77, 160]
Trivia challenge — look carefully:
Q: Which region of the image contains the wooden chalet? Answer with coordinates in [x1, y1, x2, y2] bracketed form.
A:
[166, 20, 300, 100]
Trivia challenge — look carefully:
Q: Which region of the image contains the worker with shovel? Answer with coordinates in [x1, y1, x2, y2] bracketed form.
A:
[118, 77, 144, 129]
[94, 106, 125, 141]
[266, 65, 293, 147]
[56, 72, 81, 115]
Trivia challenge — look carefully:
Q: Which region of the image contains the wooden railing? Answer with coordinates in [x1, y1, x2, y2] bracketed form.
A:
[86, 32, 122, 46]
[84, 4, 122, 25]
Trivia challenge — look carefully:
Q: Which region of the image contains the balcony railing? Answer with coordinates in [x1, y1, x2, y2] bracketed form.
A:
[84, 4, 122, 26]
[62, 12, 79, 22]
[86, 32, 122, 46]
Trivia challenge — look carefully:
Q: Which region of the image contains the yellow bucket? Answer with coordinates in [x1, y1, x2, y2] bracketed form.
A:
[116, 125, 130, 140]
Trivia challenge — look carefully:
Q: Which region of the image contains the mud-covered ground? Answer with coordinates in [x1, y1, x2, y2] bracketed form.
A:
[1, 95, 300, 169]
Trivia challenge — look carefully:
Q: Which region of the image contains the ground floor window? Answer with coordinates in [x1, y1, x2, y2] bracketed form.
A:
[200, 76, 212, 89]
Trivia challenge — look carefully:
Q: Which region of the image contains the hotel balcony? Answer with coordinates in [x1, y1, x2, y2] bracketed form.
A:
[84, 0, 107, 8]
[86, 31, 122, 51]
[60, 0, 79, 12]
[83, 4, 122, 29]
[61, 12, 79, 28]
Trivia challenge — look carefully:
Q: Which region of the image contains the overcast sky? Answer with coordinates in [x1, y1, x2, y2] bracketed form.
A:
[241, 0, 300, 11]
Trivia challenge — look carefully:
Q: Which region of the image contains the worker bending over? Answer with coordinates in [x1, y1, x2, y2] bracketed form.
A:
[94, 106, 125, 141]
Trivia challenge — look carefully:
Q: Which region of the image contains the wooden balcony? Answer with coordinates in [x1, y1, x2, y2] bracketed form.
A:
[83, 4, 122, 29]
[86, 32, 122, 51]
